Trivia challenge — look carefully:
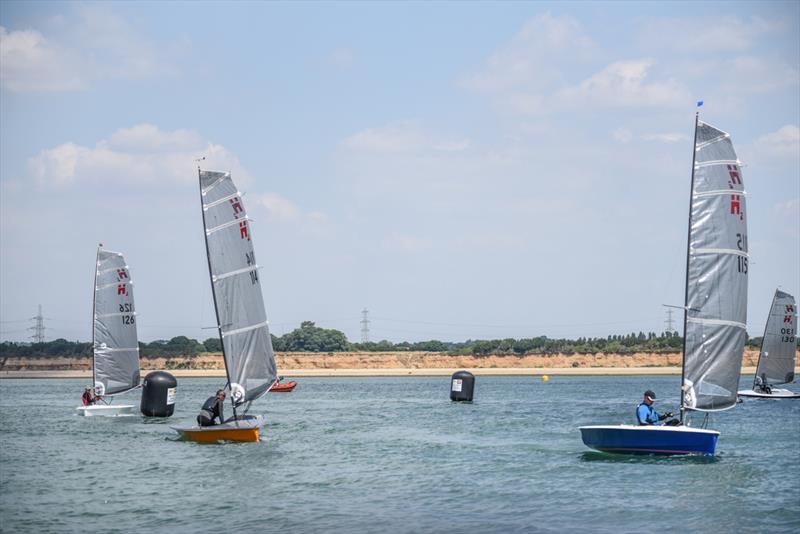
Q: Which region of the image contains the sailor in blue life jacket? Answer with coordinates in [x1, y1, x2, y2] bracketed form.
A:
[197, 389, 226, 427]
[636, 390, 674, 425]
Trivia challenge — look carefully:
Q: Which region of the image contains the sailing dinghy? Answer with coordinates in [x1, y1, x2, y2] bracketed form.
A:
[580, 114, 749, 455]
[738, 290, 799, 399]
[76, 245, 141, 417]
[172, 169, 278, 443]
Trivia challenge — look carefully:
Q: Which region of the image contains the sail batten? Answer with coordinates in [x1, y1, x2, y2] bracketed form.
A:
[682, 119, 748, 412]
[753, 290, 797, 388]
[199, 169, 277, 404]
[92, 247, 140, 396]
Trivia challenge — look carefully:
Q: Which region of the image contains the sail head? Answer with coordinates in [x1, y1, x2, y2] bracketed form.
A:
[93, 249, 140, 395]
[682, 121, 748, 411]
[754, 290, 797, 387]
[200, 170, 277, 403]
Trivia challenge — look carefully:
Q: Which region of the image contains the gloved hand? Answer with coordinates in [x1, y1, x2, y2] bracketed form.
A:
[665, 412, 673, 418]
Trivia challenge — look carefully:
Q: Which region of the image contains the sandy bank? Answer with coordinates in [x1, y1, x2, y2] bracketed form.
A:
[0, 349, 793, 379]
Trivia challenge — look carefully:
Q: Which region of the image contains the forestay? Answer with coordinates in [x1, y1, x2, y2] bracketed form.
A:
[754, 290, 797, 387]
[93, 247, 140, 395]
[682, 121, 748, 412]
[199, 170, 277, 404]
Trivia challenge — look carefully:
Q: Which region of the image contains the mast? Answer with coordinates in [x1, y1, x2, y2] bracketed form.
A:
[753, 290, 779, 390]
[680, 112, 700, 423]
[198, 168, 232, 391]
[91, 244, 101, 391]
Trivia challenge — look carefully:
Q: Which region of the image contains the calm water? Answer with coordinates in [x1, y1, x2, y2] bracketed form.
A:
[1, 375, 798, 533]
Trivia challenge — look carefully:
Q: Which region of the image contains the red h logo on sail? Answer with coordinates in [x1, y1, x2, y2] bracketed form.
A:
[117, 284, 127, 296]
[117, 269, 128, 280]
[230, 198, 244, 218]
[730, 195, 741, 216]
[785, 315, 793, 324]
[239, 221, 250, 240]
[787, 304, 795, 313]
[727, 165, 741, 188]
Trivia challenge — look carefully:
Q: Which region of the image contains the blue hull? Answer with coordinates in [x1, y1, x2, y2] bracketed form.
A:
[579, 425, 719, 456]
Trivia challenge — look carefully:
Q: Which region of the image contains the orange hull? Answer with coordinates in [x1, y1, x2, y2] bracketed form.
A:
[179, 427, 260, 443]
[172, 414, 264, 443]
[270, 380, 297, 392]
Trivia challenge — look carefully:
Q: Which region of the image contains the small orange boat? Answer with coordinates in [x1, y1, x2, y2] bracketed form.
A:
[172, 414, 264, 443]
[270, 380, 297, 393]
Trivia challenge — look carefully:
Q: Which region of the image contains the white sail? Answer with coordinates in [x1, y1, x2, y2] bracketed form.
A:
[199, 170, 277, 404]
[754, 290, 797, 388]
[93, 246, 140, 396]
[682, 120, 748, 412]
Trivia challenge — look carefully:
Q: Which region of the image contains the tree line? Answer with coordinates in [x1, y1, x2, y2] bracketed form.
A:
[0, 320, 777, 358]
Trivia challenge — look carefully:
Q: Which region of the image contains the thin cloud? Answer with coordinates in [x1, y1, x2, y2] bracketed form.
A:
[753, 125, 800, 159]
[342, 120, 470, 154]
[0, 4, 182, 92]
[638, 15, 782, 53]
[328, 47, 357, 69]
[28, 124, 249, 187]
[462, 12, 594, 92]
[383, 233, 433, 254]
[554, 59, 689, 111]
[0, 26, 84, 91]
[643, 133, 689, 143]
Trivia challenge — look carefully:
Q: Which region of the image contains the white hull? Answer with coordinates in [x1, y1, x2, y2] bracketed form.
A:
[737, 388, 800, 399]
[76, 404, 136, 417]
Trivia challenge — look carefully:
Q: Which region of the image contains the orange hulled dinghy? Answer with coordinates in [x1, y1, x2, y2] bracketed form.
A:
[269, 378, 297, 393]
[172, 169, 279, 443]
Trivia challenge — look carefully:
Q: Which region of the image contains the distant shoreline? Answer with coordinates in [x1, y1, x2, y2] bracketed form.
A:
[1, 349, 793, 379]
[0, 366, 776, 379]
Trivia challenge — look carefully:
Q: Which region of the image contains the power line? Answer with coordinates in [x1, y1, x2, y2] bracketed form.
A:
[28, 304, 46, 343]
[664, 308, 676, 333]
[360, 308, 370, 343]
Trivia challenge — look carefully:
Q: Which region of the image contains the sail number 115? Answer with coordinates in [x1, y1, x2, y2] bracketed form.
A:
[736, 233, 748, 274]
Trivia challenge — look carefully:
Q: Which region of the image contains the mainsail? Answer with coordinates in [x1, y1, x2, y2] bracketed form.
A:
[93, 246, 140, 396]
[753, 290, 797, 388]
[682, 119, 748, 412]
[199, 170, 277, 404]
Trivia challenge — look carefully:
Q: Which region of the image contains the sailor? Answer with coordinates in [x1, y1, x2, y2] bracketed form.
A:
[756, 373, 772, 394]
[81, 387, 97, 406]
[636, 390, 673, 425]
[197, 389, 226, 427]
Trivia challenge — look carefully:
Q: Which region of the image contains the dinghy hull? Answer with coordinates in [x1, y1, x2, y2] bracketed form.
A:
[579, 425, 719, 456]
[76, 404, 136, 417]
[172, 415, 264, 443]
[737, 388, 800, 399]
[270, 381, 297, 392]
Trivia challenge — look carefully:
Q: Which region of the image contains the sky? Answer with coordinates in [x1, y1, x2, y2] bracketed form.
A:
[1, 1, 798, 344]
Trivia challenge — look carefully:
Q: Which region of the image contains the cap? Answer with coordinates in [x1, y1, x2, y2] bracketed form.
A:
[644, 390, 656, 401]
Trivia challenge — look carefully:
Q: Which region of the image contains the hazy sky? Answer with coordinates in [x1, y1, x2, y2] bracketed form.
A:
[1, 1, 798, 344]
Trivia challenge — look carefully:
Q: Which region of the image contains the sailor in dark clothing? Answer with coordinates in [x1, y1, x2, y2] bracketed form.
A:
[755, 373, 772, 394]
[197, 389, 226, 427]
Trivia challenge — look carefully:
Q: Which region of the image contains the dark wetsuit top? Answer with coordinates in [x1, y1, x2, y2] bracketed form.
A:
[201, 396, 225, 424]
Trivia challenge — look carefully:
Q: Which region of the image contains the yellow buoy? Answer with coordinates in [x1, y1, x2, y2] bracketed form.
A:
[542, 375, 549, 382]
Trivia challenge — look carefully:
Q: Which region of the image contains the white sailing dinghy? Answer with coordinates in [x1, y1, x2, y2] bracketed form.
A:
[172, 169, 278, 443]
[76, 245, 141, 417]
[581, 114, 749, 455]
[739, 290, 799, 399]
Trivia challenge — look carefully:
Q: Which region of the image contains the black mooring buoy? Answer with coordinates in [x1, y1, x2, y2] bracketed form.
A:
[450, 370, 475, 401]
[140, 371, 177, 417]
